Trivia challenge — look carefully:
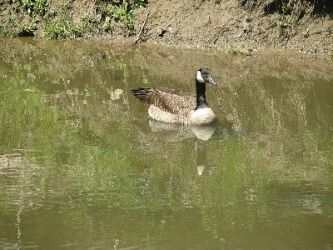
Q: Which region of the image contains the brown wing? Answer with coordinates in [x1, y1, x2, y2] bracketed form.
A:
[131, 87, 196, 115]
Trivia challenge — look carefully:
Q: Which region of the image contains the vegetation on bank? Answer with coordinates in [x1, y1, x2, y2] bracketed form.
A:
[240, 0, 332, 38]
[0, 0, 331, 40]
[0, 0, 147, 39]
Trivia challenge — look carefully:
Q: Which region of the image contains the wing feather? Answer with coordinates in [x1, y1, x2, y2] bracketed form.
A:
[131, 87, 196, 115]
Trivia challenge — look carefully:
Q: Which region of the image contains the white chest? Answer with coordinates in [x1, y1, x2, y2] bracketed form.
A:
[189, 108, 216, 125]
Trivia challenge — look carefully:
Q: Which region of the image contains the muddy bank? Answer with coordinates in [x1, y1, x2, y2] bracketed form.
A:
[0, 0, 332, 54]
[133, 0, 333, 55]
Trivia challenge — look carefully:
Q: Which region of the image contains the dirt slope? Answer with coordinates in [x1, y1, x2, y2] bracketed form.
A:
[133, 0, 333, 54]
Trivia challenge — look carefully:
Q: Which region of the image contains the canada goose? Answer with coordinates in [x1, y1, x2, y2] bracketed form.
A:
[131, 68, 217, 125]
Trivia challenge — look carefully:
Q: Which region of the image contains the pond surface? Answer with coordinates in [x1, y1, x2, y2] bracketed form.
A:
[0, 38, 333, 250]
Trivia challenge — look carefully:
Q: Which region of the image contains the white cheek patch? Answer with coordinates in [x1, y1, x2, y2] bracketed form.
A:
[196, 71, 205, 83]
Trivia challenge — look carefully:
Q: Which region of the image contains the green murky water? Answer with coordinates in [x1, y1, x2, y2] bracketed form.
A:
[0, 38, 332, 250]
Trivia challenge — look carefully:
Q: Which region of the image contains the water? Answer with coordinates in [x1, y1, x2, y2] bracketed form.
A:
[0, 38, 332, 250]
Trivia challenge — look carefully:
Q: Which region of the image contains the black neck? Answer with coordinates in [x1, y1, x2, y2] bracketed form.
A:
[195, 80, 208, 109]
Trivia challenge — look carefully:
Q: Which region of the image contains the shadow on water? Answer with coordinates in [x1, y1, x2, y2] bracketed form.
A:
[0, 38, 333, 249]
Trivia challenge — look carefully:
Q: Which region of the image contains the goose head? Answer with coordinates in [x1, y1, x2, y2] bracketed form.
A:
[196, 68, 217, 86]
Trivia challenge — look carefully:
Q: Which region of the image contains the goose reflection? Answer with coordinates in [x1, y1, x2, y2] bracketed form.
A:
[148, 120, 215, 176]
[195, 140, 215, 176]
[148, 120, 215, 141]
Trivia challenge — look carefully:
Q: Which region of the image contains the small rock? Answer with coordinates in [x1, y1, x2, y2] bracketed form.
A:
[158, 29, 168, 37]
[109, 88, 124, 100]
[95, 14, 102, 23]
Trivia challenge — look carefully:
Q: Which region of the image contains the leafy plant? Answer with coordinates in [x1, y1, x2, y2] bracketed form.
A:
[45, 18, 82, 39]
[81, 16, 98, 34]
[18, 19, 37, 36]
[0, 19, 16, 37]
[99, 0, 146, 34]
[113, 3, 129, 22]
[21, 0, 47, 14]
[21, 0, 33, 8]
[276, 18, 297, 38]
[102, 16, 112, 31]
[34, 0, 47, 14]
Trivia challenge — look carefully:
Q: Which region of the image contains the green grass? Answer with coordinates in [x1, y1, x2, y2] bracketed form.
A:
[45, 20, 81, 39]
[43, 5, 82, 39]
[96, 0, 147, 33]
[0, 19, 15, 37]
[1, 0, 147, 39]
[21, 0, 47, 14]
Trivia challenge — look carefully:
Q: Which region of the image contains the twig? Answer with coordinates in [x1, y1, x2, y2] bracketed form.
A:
[134, 10, 151, 44]
[211, 25, 229, 44]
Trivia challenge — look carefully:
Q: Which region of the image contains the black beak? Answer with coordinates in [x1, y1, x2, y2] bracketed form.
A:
[208, 76, 217, 86]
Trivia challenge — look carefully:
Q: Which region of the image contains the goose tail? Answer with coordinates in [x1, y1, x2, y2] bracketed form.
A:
[130, 87, 154, 102]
